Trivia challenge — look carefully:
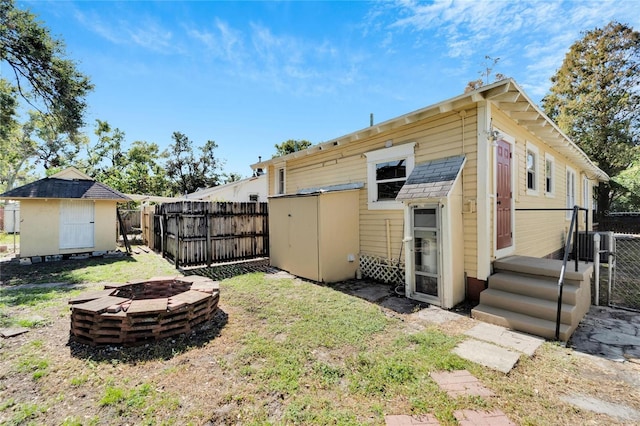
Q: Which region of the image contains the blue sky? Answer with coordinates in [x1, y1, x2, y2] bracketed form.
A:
[16, 0, 640, 178]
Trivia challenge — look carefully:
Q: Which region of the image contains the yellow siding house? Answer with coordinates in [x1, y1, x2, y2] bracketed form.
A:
[252, 79, 608, 317]
[0, 167, 130, 259]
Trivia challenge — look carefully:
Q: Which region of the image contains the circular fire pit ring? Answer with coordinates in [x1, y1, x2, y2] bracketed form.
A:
[69, 275, 219, 346]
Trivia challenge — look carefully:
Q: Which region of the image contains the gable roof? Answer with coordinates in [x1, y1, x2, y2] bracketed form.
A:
[251, 78, 608, 182]
[396, 156, 466, 201]
[1, 177, 131, 201]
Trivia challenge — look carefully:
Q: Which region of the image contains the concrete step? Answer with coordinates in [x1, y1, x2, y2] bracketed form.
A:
[488, 272, 581, 305]
[471, 304, 573, 341]
[493, 255, 592, 283]
[478, 288, 578, 325]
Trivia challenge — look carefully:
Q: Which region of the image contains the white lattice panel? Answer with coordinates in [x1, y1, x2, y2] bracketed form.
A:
[359, 254, 405, 284]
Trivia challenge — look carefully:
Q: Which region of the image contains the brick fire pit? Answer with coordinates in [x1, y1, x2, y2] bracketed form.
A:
[68, 275, 219, 346]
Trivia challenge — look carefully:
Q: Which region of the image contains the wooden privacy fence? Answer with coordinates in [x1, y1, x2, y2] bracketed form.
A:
[151, 201, 268, 268]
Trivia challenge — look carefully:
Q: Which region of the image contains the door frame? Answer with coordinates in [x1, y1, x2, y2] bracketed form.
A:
[404, 203, 443, 305]
[493, 133, 516, 258]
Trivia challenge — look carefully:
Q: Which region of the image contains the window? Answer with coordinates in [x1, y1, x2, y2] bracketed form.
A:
[365, 143, 415, 210]
[277, 167, 285, 195]
[526, 143, 538, 194]
[545, 153, 555, 196]
[249, 193, 259, 202]
[566, 166, 576, 219]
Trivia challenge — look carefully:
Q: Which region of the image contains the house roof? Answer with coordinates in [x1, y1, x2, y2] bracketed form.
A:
[396, 156, 466, 201]
[1, 177, 131, 201]
[251, 78, 608, 182]
[185, 174, 266, 200]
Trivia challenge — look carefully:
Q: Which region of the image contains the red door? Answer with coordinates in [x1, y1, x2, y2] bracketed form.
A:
[496, 139, 512, 250]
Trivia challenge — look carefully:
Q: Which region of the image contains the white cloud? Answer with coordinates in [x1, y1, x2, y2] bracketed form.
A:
[73, 9, 178, 54]
[365, 0, 640, 101]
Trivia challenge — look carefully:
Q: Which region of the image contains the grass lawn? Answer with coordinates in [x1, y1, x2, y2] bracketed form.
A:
[0, 251, 638, 425]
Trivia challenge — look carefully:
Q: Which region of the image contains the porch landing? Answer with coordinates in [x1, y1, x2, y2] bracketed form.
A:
[472, 255, 593, 341]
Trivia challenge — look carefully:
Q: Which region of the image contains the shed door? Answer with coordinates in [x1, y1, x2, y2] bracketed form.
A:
[496, 139, 512, 250]
[60, 200, 95, 249]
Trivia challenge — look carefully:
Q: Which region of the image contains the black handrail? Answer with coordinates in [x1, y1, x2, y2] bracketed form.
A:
[556, 206, 578, 340]
[515, 206, 589, 340]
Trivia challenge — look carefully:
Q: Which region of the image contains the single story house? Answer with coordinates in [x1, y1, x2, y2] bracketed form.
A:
[186, 174, 268, 203]
[0, 167, 131, 258]
[251, 79, 608, 340]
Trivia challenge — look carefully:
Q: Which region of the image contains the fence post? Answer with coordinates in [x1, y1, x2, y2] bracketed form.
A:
[593, 232, 600, 306]
[175, 214, 181, 269]
[607, 232, 614, 306]
[206, 207, 212, 267]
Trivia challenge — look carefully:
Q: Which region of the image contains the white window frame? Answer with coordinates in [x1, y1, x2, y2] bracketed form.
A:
[566, 166, 576, 219]
[582, 175, 590, 210]
[525, 142, 539, 195]
[276, 166, 285, 195]
[544, 153, 555, 197]
[365, 143, 415, 210]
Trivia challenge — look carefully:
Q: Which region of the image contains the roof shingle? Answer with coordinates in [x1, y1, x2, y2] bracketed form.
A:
[396, 155, 466, 201]
[0, 178, 131, 201]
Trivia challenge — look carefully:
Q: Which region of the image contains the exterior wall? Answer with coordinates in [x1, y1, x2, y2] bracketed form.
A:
[269, 108, 481, 280]
[491, 108, 593, 260]
[19, 199, 118, 258]
[189, 175, 268, 203]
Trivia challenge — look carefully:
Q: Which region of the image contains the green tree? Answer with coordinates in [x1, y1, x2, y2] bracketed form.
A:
[1, 0, 93, 136]
[542, 22, 640, 217]
[26, 110, 86, 170]
[223, 172, 243, 184]
[82, 120, 171, 196]
[165, 132, 222, 195]
[273, 139, 312, 157]
[610, 148, 640, 211]
[123, 140, 170, 196]
[85, 119, 127, 189]
[0, 120, 37, 192]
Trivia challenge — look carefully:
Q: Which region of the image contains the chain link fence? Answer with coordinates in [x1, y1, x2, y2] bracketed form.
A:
[609, 235, 640, 311]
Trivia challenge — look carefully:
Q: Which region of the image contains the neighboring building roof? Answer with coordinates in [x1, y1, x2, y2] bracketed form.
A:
[124, 194, 186, 204]
[185, 174, 266, 200]
[1, 177, 131, 201]
[251, 78, 608, 182]
[396, 156, 466, 201]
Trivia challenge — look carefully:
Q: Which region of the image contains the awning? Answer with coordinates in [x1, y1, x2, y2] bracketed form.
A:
[396, 155, 466, 201]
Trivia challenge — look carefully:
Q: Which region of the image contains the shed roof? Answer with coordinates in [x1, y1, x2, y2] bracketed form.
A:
[396, 156, 466, 201]
[1, 177, 130, 201]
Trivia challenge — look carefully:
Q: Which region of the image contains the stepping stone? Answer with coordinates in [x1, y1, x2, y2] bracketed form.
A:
[385, 414, 440, 425]
[0, 327, 29, 338]
[464, 323, 544, 356]
[561, 393, 640, 422]
[430, 370, 494, 398]
[414, 306, 462, 324]
[453, 340, 521, 374]
[453, 409, 515, 426]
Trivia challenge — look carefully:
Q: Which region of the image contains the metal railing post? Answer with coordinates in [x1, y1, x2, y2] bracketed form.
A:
[593, 232, 600, 306]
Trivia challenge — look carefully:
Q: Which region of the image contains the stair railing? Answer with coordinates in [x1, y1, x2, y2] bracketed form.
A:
[515, 205, 589, 340]
[556, 205, 579, 340]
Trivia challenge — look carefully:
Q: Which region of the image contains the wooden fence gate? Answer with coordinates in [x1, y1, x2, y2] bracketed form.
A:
[151, 201, 268, 268]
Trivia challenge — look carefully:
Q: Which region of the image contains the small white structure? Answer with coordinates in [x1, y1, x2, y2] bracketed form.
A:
[187, 174, 267, 203]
